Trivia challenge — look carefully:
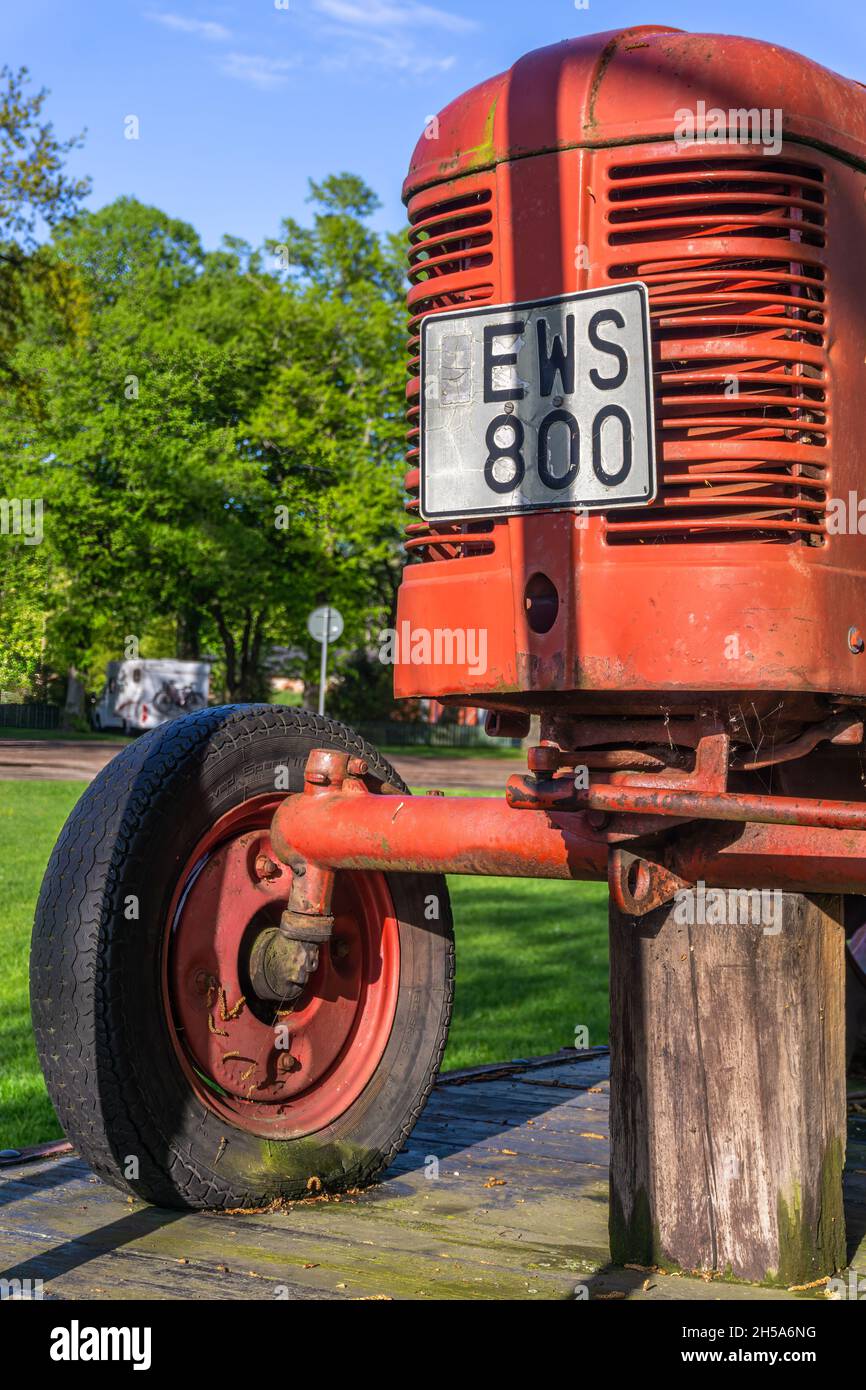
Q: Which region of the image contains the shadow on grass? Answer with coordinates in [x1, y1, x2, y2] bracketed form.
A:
[0, 1000, 61, 1150]
[444, 875, 610, 1071]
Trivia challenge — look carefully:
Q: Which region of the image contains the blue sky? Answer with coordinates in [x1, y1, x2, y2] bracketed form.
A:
[3, 0, 864, 248]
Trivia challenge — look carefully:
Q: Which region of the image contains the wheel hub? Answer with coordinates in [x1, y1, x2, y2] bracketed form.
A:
[163, 794, 400, 1136]
[247, 926, 323, 1004]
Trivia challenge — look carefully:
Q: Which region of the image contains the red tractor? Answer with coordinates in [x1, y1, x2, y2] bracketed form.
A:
[32, 26, 866, 1284]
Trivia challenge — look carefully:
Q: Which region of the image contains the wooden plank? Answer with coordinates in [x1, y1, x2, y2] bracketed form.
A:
[436, 1047, 608, 1085]
[0, 1176, 591, 1301]
[1, 1049, 863, 1300]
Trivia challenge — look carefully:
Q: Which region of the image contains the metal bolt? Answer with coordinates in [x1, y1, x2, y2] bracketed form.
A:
[529, 745, 560, 773]
[277, 1053, 301, 1074]
[503, 401, 514, 414]
[849, 626, 864, 655]
[426, 788, 445, 796]
[552, 395, 564, 408]
[255, 854, 281, 881]
[347, 757, 369, 777]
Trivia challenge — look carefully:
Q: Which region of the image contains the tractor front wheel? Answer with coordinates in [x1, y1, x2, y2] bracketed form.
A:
[31, 706, 454, 1209]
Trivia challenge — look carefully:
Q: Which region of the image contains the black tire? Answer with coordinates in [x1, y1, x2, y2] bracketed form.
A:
[31, 705, 454, 1210]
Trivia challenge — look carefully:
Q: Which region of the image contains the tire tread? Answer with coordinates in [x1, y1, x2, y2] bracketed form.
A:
[31, 705, 454, 1208]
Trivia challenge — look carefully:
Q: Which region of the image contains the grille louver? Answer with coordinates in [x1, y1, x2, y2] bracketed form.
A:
[404, 179, 497, 562]
[603, 154, 829, 543]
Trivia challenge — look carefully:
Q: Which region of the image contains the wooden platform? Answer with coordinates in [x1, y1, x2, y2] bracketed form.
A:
[2, 1049, 865, 1301]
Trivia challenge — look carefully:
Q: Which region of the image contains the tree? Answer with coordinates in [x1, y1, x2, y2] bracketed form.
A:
[258, 173, 409, 700]
[0, 64, 90, 390]
[0, 65, 90, 703]
[5, 178, 409, 704]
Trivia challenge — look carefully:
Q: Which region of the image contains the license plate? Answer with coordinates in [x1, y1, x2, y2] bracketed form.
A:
[419, 283, 657, 521]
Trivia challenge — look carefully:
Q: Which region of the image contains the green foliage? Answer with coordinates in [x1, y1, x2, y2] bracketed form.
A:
[2, 172, 409, 702]
[0, 65, 89, 245]
[328, 646, 401, 725]
[0, 541, 48, 692]
[0, 64, 91, 392]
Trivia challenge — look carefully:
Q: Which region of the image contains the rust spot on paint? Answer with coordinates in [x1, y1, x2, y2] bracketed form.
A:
[587, 36, 620, 130]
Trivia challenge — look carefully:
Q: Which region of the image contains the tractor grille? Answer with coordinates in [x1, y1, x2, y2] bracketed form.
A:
[404, 177, 498, 562]
[603, 153, 829, 544]
[403, 152, 830, 559]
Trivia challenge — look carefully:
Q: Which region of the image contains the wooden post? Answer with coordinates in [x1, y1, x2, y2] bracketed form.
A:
[608, 889, 847, 1284]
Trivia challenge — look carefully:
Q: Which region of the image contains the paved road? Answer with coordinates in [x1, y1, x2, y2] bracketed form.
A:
[0, 738, 517, 791]
[0, 739, 124, 782]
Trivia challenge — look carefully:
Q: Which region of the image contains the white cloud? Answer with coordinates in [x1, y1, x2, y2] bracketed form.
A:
[321, 29, 455, 74]
[310, 0, 474, 74]
[219, 52, 298, 89]
[145, 1, 470, 85]
[313, 0, 476, 35]
[145, 12, 232, 42]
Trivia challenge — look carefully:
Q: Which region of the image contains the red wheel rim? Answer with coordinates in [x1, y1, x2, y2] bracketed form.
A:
[162, 794, 400, 1138]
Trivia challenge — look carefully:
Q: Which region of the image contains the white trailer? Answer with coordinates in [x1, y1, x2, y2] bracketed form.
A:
[92, 659, 210, 734]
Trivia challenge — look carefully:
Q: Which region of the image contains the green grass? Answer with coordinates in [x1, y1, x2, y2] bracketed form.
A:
[0, 779, 609, 1150]
[0, 722, 520, 756]
[444, 875, 609, 1069]
[0, 781, 86, 1149]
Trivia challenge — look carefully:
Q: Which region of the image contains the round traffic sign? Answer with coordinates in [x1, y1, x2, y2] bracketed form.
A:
[307, 605, 344, 644]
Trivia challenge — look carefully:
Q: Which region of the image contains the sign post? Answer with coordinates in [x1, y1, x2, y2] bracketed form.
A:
[306, 605, 344, 717]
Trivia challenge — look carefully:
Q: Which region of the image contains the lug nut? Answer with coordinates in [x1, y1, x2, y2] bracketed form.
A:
[849, 626, 864, 655]
[347, 757, 369, 777]
[277, 1053, 301, 1074]
[255, 854, 281, 881]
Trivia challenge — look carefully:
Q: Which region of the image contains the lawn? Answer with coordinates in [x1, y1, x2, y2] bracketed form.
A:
[0, 779, 609, 1150]
[0, 722, 525, 758]
[0, 780, 86, 1150]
